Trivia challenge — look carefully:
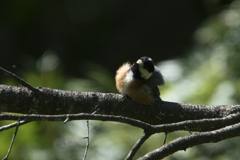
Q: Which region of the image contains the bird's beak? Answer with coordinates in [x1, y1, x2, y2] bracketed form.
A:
[136, 59, 143, 65]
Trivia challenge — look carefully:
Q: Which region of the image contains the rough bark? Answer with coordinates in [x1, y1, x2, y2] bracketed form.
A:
[1, 84, 240, 132]
[1, 84, 240, 160]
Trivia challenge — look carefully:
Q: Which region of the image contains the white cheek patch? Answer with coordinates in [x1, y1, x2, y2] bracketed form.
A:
[139, 67, 152, 79]
[136, 59, 152, 79]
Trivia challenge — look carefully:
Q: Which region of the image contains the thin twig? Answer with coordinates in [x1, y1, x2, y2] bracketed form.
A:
[2, 118, 21, 160]
[184, 126, 192, 134]
[83, 120, 90, 160]
[81, 107, 97, 159]
[125, 131, 151, 160]
[0, 67, 41, 95]
[0, 113, 152, 130]
[63, 115, 69, 124]
[91, 109, 99, 114]
[0, 120, 30, 132]
[81, 107, 98, 159]
[91, 105, 100, 114]
[163, 133, 167, 145]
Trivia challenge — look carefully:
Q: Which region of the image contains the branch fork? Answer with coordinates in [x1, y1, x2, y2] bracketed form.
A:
[1, 67, 240, 160]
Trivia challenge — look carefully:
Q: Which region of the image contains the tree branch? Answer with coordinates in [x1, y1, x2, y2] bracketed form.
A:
[137, 122, 240, 160]
[1, 67, 240, 160]
[83, 120, 90, 160]
[0, 121, 30, 132]
[0, 67, 41, 96]
[0, 113, 152, 130]
[125, 131, 151, 160]
[1, 84, 240, 129]
[2, 118, 20, 160]
[1, 112, 240, 134]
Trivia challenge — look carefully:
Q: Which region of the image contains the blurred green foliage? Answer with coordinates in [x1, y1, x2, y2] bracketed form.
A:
[2, 1, 240, 160]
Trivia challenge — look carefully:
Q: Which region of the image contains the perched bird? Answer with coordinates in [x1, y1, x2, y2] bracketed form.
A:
[115, 56, 164, 105]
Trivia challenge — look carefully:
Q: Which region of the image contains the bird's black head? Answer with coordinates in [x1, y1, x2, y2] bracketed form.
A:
[139, 56, 154, 73]
[136, 56, 154, 79]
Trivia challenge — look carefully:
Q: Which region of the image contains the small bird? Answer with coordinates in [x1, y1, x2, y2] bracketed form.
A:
[115, 56, 164, 105]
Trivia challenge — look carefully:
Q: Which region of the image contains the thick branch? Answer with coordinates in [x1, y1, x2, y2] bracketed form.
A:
[1, 84, 240, 128]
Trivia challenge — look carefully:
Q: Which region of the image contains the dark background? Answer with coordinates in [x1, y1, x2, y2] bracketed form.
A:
[0, 0, 233, 78]
[1, 1, 240, 160]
